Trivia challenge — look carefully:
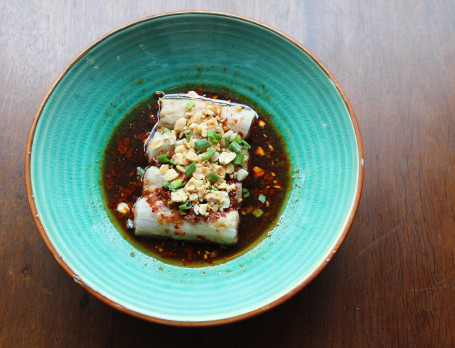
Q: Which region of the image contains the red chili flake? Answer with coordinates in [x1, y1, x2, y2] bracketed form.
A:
[105, 148, 110, 153]
[269, 189, 276, 195]
[161, 250, 174, 258]
[281, 153, 287, 159]
[138, 132, 150, 141]
[125, 148, 132, 158]
[127, 172, 134, 177]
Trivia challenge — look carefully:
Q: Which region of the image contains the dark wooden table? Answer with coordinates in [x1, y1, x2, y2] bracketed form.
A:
[2, 1, 454, 346]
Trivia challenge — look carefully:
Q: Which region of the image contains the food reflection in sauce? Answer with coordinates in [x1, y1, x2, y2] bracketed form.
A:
[102, 87, 290, 266]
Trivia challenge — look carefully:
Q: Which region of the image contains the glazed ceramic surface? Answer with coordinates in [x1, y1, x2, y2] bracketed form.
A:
[26, 12, 363, 325]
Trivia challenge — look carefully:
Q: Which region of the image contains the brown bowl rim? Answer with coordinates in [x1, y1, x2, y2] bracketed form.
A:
[24, 10, 364, 327]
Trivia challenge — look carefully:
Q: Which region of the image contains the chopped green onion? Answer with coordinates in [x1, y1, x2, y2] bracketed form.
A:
[207, 130, 221, 143]
[208, 172, 219, 183]
[252, 208, 264, 217]
[258, 194, 266, 203]
[240, 139, 251, 149]
[170, 179, 183, 190]
[157, 154, 170, 163]
[185, 162, 197, 177]
[179, 200, 192, 210]
[185, 133, 192, 142]
[233, 153, 244, 165]
[229, 141, 242, 153]
[242, 188, 250, 198]
[195, 138, 211, 150]
[136, 167, 145, 176]
[126, 219, 134, 229]
[185, 117, 189, 124]
[169, 158, 176, 166]
[232, 135, 242, 144]
[200, 148, 215, 161]
[163, 127, 171, 133]
[210, 186, 219, 192]
[163, 181, 170, 190]
[225, 136, 231, 146]
[186, 101, 195, 109]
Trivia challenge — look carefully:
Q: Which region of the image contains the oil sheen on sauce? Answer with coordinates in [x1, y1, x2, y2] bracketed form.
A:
[102, 86, 290, 266]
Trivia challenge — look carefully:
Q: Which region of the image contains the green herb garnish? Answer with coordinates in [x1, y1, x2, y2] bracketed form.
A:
[157, 154, 170, 163]
[200, 148, 215, 161]
[240, 139, 251, 149]
[170, 179, 183, 190]
[208, 172, 219, 183]
[195, 138, 211, 151]
[163, 127, 171, 133]
[233, 153, 244, 165]
[242, 188, 250, 198]
[136, 167, 145, 176]
[258, 194, 266, 203]
[229, 141, 242, 153]
[186, 101, 195, 109]
[179, 200, 192, 210]
[252, 208, 264, 217]
[185, 162, 197, 177]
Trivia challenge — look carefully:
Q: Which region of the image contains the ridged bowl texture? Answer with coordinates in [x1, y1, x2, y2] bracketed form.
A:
[26, 12, 363, 325]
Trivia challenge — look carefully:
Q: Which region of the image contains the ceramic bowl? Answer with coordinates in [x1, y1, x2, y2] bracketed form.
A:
[26, 11, 363, 325]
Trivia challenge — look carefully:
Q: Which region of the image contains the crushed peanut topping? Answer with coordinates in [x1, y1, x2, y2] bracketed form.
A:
[151, 100, 251, 214]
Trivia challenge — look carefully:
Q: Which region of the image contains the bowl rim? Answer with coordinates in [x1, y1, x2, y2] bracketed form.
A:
[24, 10, 364, 327]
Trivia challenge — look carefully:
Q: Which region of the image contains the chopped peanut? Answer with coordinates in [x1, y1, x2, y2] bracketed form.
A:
[252, 166, 265, 177]
[255, 146, 265, 156]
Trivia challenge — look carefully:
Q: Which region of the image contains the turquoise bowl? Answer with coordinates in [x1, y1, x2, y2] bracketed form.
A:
[26, 12, 363, 325]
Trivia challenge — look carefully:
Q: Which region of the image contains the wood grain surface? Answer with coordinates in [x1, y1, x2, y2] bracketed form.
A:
[1, 0, 454, 346]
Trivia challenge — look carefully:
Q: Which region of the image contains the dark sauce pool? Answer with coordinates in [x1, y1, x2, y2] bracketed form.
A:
[102, 86, 290, 266]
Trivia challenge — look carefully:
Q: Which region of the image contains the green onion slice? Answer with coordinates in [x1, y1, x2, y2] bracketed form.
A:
[200, 148, 215, 161]
[179, 200, 192, 210]
[170, 179, 183, 190]
[252, 208, 264, 217]
[229, 141, 242, 153]
[163, 181, 170, 190]
[242, 188, 250, 198]
[185, 133, 192, 142]
[163, 127, 171, 133]
[157, 154, 170, 163]
[195, 138, 211, 150]
[208, 172, 219, 183]
[185, 162, 197, 177]
[258, 194, 266, 203]
[232, 135, 242, 144]
[233, 153, 244, 165]
[136, 167, 145, 176]
[186, 101, 195, 109]
[240, 139, 251, 149]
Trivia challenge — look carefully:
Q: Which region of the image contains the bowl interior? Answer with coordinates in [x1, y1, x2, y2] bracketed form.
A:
[29, 12, 362, 324]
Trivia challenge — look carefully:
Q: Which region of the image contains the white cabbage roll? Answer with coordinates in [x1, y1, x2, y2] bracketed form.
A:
[134, 197, 239, 245]
[158, 95, 256, 137]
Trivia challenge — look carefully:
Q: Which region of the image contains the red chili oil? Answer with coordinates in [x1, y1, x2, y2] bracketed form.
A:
[102, 87, 290, 266]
